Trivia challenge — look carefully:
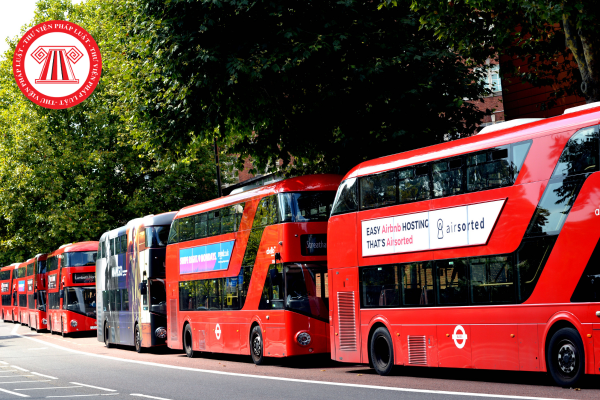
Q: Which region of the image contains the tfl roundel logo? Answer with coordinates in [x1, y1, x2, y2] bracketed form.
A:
[12, 21, 102, 109]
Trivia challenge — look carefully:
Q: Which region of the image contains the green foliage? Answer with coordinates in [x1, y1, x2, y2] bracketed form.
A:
[117, 0, 490, 176]
[409, 0, 600, 102]
[0, 0, 219, 265]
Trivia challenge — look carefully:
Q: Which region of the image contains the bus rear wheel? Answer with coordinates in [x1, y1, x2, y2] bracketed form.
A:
[183, 324, 195, 358]
[135, 324, 144, 353]
[547, 327, 584, 387]
[250, 325, 265, 365]
[104, 322, 112, 348]
[370, 327, 394, 376]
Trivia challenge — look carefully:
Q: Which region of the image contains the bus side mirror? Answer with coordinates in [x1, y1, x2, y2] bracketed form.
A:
[140, 281, 147, 296]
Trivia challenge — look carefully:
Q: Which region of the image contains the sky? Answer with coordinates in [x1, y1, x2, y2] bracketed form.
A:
[0, 0, 84, 59]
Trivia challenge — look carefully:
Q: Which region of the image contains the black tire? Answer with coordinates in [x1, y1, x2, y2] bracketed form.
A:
[104, 322, 112, 348]
[250, 325, 265, 365]
[135, 324, 144, 353]
[183, 324, 195, 358]
[370, 327, 394, 376]
[547, 327, 585, 387]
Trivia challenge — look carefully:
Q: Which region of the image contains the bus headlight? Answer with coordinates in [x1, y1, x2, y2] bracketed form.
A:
[296, 331, 311, 346]
[155, 327, 167, 339]
[42, 318, 47, 325]
[70, 320, 78, 327]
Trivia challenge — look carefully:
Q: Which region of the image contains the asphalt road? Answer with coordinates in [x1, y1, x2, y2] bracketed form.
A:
[1, 321, 598, 400]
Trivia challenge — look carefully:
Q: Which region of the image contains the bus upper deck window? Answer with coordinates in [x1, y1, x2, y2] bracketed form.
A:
[331, 178, 358, 215]
[360, 171, 397, 209]
[552, 126, 599, 178]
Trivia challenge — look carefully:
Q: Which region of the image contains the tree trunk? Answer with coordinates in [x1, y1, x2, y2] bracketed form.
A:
[563, 14, 600, 103]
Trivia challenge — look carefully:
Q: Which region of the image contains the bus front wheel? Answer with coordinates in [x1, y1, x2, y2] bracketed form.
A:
[370, 327, 394, 376]
[547, 327, 585, 387]
[135, 324, 144, 353]
[183, 324, 195, 358]
[104, 322, 112, 348]
[250, 325, 265, 365]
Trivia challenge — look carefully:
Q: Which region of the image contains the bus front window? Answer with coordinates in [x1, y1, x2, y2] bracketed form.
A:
[149, 279, 166, 315]
[64, 287, 96, 318]
[284, 263, 329, 321]
[146, 226, 170, 248]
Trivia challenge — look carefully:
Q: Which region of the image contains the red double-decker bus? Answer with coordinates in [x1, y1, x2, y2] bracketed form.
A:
[47, 242, 98, 336]
[166, 175, 341, 363]
[0, 263, 19, 322]
[15, 262, 28, 324]
[19, 258, 37, 326]
[328, 102, 600, 387]
[28, 254, 48, 332]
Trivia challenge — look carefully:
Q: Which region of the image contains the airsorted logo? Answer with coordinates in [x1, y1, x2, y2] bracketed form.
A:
[12, 20, 102, 109]
[437, 219, 444, 239]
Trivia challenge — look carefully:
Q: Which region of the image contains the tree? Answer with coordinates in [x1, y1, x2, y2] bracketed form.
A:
[408, 0, 600, 103]
[115, 0, 491, 176]
[0, 0, 219, 265]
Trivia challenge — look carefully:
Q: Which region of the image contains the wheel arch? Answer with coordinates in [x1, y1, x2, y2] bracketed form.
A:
[542, 311, 592, 374]
[366, 316, 396, 367]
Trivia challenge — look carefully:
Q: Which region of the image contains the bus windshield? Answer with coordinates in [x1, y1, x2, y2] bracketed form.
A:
[64, 287, 96, 319]
[279, 192, 336, 222]
[149, 279, 166, 315]
[64, 251, 97, 267]
[261, 263, 329, 321]
[146, 226, 170, 248]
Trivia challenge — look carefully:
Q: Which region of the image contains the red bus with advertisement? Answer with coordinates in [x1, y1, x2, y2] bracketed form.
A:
[28, 254, 48, 332]
[19, 258, 37, 326]
[15, 262, 28, 324]
[47, 242, 98, 336]
[328, 102, 600, 387]
[165, 175, 341, 363]
[0, 263, 20, 322]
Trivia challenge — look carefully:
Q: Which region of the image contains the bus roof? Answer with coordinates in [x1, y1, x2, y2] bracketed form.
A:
[343, 104, 600, 181]
[142, 211, 177, 227]
[1, 263, 20, 271]
[175, 174, 342, 219]
[48, 241, 99, 256]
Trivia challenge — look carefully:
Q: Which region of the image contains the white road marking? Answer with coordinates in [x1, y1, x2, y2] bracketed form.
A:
[0, 375, 35, 378]
[16, 387, 82, 391]
[27, 348, 48, 350]
[30, 372, 58, 380]
[10, 366, 29, 372]
[0, 361, 10, 365]
[10, 324, 19, 335]
[131, 394, 173, 400]
[17, 334, 571, 400]
[0, 387, 30, 397]
[47, 395, 119, 398]
[70, 383, 116, 392]
[0, 380, 51, 384]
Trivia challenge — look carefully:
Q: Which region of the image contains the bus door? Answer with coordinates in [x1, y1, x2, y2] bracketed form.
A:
[332, 268, 361, 363]
[434, 259, 472, 368]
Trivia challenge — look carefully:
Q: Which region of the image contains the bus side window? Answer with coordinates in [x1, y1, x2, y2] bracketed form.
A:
[208, 210, 221, 236]
[195, 213, 207, 239]
[167, 219, 179, 244]
[401, 262, 433, 306]
[436, 259, 468, 305]
[399, 165, 431, 203]
[552, 126, 599, 178]
[360, 265, 399, 307]
[360, 170, 397, 210]
[467, 147, 511, 191]
[221, 206, 237, 234]
[433, 158, 463, 198]
[470, 256, 514, 304]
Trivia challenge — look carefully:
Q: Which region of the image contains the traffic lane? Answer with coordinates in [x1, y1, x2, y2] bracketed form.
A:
[4, 322, 600, 399]
[0, 327, 541, 400]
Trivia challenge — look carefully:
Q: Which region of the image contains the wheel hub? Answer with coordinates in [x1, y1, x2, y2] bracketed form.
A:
[557, 343, 576, 373]
[253, 335, 261, 356]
